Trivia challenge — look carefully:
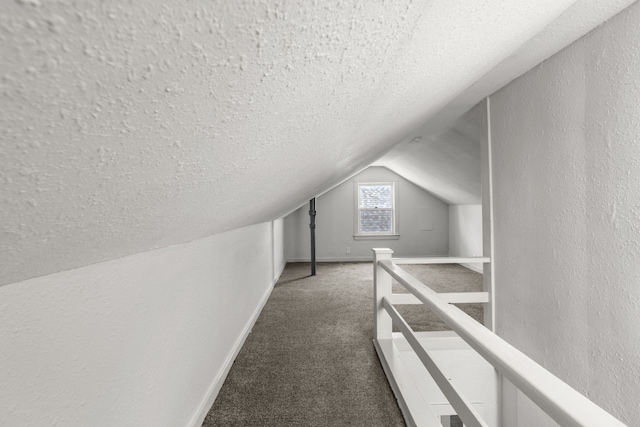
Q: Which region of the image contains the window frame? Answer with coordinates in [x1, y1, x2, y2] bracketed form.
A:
[354, 181, 399, 239]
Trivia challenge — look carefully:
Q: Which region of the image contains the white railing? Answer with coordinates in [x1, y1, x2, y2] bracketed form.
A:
[373, 248, 626, 427]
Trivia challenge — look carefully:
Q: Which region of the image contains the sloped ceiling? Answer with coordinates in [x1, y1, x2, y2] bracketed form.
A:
[375, 104, 483, 205]
[377, 0, 638, 205]
[0, 0, 634, 285]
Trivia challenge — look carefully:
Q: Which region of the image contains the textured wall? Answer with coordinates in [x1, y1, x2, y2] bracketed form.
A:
[491, 3, 640, 424]
[0, 221, 284, 427]
[284, 167, 449, 261]
[0, 0, 584, 285]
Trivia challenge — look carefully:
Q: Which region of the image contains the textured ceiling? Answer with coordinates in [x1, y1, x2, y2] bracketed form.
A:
[376, 0, 636, 204]
[376, 104, 483, 205]
[0, 0, 634, 285]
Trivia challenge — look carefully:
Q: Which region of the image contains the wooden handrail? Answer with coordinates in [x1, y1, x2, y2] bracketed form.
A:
[378, 258, 626, 427]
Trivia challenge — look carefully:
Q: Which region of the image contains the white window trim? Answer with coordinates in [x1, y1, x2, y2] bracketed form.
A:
[354, 181, 399, 239]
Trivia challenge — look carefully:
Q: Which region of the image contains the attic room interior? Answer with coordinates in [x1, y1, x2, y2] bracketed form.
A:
[1, 1, 640, 426]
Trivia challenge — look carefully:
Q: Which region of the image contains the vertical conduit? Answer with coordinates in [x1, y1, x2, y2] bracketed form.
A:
[309, 198, 316, 276]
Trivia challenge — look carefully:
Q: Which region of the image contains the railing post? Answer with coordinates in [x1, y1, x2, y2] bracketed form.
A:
[373, 248, 394, 340]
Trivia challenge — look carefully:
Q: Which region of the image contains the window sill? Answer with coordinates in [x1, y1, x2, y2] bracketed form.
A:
[353, 234, 400, 240]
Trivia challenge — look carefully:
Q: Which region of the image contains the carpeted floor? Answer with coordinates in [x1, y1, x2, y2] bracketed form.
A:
[203, 262, 482, 427]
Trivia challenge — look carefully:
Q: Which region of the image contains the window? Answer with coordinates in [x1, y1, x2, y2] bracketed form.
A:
[356, 182, 397, 237]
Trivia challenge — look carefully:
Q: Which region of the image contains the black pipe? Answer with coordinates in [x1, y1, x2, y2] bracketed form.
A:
[309, 198, 316, 276]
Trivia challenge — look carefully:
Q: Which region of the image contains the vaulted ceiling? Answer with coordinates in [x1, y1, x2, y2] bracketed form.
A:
[0, 0, 634, 285]
[374, 104, 483, 205]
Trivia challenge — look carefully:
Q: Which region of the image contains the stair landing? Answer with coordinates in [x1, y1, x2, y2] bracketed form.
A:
[374, 331, 499, 427]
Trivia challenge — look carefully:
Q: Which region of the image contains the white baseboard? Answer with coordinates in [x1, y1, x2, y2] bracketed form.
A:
[188, 269, 281, 427]
[460, 263, 484, 274]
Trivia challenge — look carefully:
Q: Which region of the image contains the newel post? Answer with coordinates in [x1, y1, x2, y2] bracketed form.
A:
[373, 248, 393, 341]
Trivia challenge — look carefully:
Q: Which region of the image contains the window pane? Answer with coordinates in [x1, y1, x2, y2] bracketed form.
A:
[360, 210, 392, 233]
[359, 184, 392, 209]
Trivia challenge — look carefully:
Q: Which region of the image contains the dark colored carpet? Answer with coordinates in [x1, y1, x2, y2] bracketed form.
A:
[203, 262, 483, 427]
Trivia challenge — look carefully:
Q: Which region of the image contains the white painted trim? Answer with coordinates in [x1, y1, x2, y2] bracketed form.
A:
[481, 96, 496, 332]
[393, 257, 490, 265]
[481, 96, 500, 426]
[353, 234, 400, 240]
[391, 292, 489, 305]
[377, 258, 626, 427]
[188, 270, 281, 427]
[382, 298, 488, 427]
[460, 263, 484, 274]
[287, 256, 478, 264]
[373, 339, 422, 427]
[286, 257, 373, 263]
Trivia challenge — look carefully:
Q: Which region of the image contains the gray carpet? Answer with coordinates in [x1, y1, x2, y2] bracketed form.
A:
[203, 262, 483, 427]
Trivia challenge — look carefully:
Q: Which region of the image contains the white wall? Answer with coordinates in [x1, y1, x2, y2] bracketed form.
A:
[0, 221, 285, 427]
[285, 166, 449, 261]
[448, 205, 483, 273]
[272, 218, 285, 281]
[491, 2, 640, 425]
